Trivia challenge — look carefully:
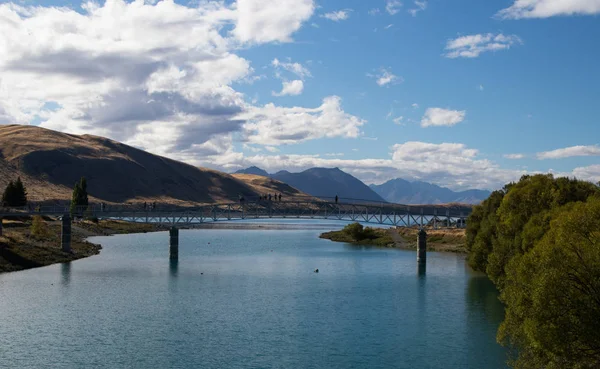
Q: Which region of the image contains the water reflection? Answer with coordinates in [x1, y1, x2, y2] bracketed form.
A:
[169, 257, 179, 278]
[465, 274, 508, 368]
[417, 262, 426, 277]
[61, 262, 71, 286]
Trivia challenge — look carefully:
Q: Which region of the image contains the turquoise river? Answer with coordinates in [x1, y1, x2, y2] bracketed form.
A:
[0, 221, 507, 368]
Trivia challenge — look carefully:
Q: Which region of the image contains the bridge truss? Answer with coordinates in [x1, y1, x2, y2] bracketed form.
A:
[1, 200, 469, 228]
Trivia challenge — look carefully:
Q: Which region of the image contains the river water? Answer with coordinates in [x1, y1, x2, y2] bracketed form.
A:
[0, 223, 507, 368]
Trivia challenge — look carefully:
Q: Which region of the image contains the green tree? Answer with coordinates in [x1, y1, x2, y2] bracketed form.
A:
[466, 189, 505, 272]
[70, 177, 89, 215]
[482, 174, 598, 288]
[13, 177, 27, 206]
[498, 197, 600, 369]
[31, 215, 51, 239]
[343, 222, 365, 241]
[1, 177, 27, 207]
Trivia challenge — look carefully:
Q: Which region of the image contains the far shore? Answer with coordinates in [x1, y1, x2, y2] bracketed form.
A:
[320, 226, 467, 253]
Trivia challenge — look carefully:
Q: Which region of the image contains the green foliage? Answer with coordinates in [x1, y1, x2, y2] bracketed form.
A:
[466, 174, 599, 288]
[1, 177, 28, 207]
[30, 215, 51, 239]
[343, 222, 365, 240]
[466, 190, 505, 272]
[70, 177, 89, 216]
[498, 197, 600, 369]
[466, 174, 600, 368]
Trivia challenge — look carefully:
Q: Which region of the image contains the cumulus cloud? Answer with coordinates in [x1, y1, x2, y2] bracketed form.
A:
[0, 0, 366, 164]
[497, 0, 600, 19]
[444, 33, 523, 58]
[225, 141, 526, 190]
[321, 9, 351, 21]
[421, 108, 466, 127]
[239, 96, 365, 146]
[272, 80, 304, 96]
[368, 68, 402, 86]
[386, 0, 403, 15]
[537, 145, 600, 159]
[504, 153, 525, 159]
[232, 0, 315, 43]
[571, 164, 600, 183]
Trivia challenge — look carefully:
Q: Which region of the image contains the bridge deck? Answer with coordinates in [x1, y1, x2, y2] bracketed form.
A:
[0, 200, 471, 227]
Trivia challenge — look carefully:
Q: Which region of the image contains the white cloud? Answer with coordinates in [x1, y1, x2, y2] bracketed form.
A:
[233, 0, 315, 43]
[408, 1, 427, 16]
[368, 8, 381, 15]
[421, 108, 466, 127]
[571, 164, 600, 183]
[393, 116, 404, 125]
[239, 96, 365, 146]
[412, 103, 419, 109]
[504, 153, 525, 159]
[321, 9, 351, 21]
[0, 0, 368, 165]
[271, 58, 312, 79]
[537, 145, 600, 159]
[444, 33, 523, 58]
[368, 68, 403, 86]
[224, 141, 525, 190]
[497, 0, 600, 19]
[272, 80, 304, 96]
[386, 0, 403, 15]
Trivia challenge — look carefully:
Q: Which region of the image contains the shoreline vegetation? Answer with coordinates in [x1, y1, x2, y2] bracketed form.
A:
[466, 174, 600, 368]
[320, 222, 467, 253]
[0, 217, 168, 274]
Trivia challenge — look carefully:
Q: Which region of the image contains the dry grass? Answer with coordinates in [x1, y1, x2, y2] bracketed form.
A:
[0, 219, 101, 273]
[392, 227, 467, 253]
[0, 124, 261, 205]
[231, 173, 312, 199]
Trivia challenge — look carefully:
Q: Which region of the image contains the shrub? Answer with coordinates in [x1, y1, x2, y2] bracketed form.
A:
[31, 215, 51, 239]
[343, 222, 364, 241]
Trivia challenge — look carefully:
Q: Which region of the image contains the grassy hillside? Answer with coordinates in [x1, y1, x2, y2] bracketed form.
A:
[0, 125, 259, 205]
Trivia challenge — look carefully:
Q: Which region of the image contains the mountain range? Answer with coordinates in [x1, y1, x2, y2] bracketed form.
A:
[236, 167, 490, 205]
[0, 125, 489, 205]
[369, 178, 490, 205]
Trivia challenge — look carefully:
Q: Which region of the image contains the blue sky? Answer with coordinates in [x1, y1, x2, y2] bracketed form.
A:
[0, 0, 598, 190]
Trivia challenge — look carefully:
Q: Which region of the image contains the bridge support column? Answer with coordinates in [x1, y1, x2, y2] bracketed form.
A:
[61, 214, 72, 253]
[169, 226, 179, 259]
[417, 229, 427, 264]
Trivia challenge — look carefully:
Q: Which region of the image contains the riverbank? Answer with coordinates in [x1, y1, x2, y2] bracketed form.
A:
[320, 225, 467, 253]
[0, 218, 168, 273]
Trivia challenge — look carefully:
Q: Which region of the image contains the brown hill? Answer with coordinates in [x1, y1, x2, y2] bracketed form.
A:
[231, 173, 310, 199]
[0, 125, 259, 205]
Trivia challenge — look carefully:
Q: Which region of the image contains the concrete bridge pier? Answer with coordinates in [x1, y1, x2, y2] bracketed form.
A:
[61, 214, 72, 253]
[169, 226, 179, 259]
[417, 228, 427, 264]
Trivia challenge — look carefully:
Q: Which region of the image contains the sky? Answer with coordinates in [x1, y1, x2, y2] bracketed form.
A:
[0, 0, 599, 191]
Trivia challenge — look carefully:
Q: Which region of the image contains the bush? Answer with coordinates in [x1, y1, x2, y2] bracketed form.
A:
[31, 215, 51, 239]
[343, 222, 364, 240]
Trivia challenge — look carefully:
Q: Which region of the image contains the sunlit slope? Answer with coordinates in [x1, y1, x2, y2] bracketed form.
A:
[0, 125, 258, 204]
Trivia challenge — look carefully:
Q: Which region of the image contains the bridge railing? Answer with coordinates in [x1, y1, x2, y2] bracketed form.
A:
[0, 199, 473, 219]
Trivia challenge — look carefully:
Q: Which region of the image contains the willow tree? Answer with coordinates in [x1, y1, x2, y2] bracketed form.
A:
[498, 197, 600, 369]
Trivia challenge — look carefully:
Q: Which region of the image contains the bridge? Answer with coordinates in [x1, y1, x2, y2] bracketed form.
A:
[0, 198, 471, 259]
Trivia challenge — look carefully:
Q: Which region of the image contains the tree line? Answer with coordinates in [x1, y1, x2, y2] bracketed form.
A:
[2, 176, 88, 215]
[466, 174, 600, 368]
